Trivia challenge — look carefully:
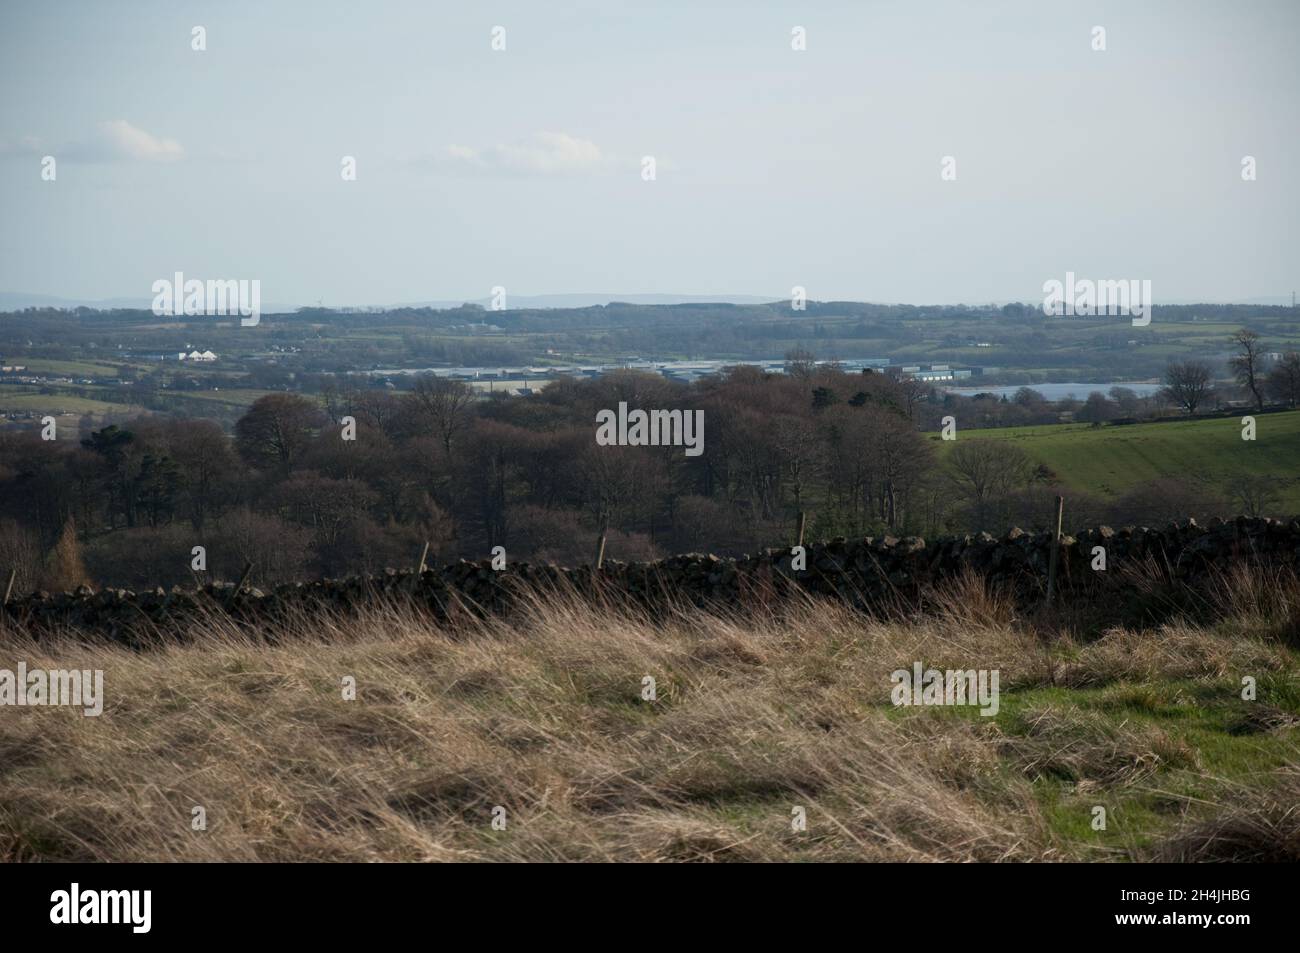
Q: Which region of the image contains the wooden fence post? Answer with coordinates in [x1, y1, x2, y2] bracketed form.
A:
[1046, 496, 1064, 603]
[594, 515, 608, 570]
[228, 561, 254, 608]
[796, 511, 807, 549]
[411, 541, 430, 593]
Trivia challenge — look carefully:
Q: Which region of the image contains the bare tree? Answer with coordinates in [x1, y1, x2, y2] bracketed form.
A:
[168, 418, 235, 530]
[1013, 387, 1048, 408]
[784, 347, 816, 380]
[234, 394, 325, 473]
[353, 390, 407, 438]
[946, 439, 1034, 531]
[1224, 472, 1281, 518]
[409, 375, 475, 456]
[319, 375, 361, 424]
[895, 376, 931, 422]
[1077, 391, 1117, 423]
[771, 413, 822, 513]
[1265, 351, 1300, 409]
[1159, 360, 1215, 415]
[1229, 328, 1266, 412]
[871, 410, 930, 528]
[1107, 386, 1142, 417]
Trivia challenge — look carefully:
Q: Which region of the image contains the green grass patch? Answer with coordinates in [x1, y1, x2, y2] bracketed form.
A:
[883, 661, 1298, 858]
[936, 411, 1300, 507]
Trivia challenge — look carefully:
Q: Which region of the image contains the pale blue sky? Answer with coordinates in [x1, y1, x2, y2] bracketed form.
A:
[1, 0, 1296, 307]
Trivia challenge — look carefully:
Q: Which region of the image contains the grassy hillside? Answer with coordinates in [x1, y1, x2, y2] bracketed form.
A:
[943, 411, 1300, 513]
[1, 581, 1297, 862]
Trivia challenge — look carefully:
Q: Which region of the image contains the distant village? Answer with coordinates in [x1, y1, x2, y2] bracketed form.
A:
[365, 358, 999, 395]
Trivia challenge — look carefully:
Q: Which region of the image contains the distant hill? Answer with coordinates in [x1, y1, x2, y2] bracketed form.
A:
[384, 293, 783, 310]
[0, 290, 782, 313]
[3, 289, 1294, 313]
[0, 291, 301, 313]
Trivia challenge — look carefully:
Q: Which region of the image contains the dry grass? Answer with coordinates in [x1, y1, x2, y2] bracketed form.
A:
[0, 582, 1296, 863]
[995, 704, 1200, 787]
[1153, 767, 1300, 862]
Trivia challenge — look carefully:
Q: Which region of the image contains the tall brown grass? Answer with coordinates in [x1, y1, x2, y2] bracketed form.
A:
[0, 577, 1295, 862]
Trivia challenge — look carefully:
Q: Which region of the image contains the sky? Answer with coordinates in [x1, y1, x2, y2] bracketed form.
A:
[0, 0, 1296, 308]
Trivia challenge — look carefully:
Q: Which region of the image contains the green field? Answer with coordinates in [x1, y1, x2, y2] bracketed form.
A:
[939, 411, 1300, 511]
[0, 384, 271, 419]
[14, 358, 129, 377]
[0, 393, 143, 416]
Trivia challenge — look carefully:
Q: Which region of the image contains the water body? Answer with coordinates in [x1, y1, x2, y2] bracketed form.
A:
[944, 381, 1163, 400]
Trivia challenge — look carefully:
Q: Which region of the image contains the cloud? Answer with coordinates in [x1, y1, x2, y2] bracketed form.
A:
[92, 120, 184, 161]
[410, 131, 612, 176]
[0, 134, 45, 156]
[1, 121, 184, 162]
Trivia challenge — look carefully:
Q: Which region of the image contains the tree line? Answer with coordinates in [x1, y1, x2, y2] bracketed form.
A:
[0, 348, 1290, 593]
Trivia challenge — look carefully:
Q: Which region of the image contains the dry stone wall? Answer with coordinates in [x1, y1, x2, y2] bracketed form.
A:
[4, 516, 1299, 642]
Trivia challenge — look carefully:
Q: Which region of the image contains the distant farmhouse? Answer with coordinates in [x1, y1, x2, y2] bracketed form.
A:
[447, 322, 504, 334]
[177, 349, 218, 362]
